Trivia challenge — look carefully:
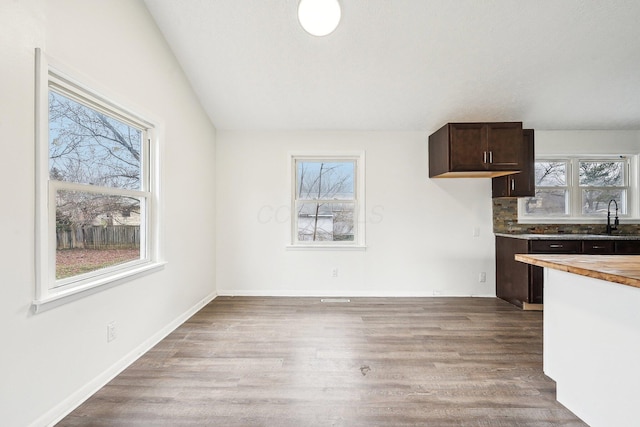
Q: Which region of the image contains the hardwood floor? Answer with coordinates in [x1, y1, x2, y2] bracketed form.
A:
[58, 297, 586, 426]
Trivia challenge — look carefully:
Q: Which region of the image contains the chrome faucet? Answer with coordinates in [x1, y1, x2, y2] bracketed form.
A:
[606, 199, 619, 235]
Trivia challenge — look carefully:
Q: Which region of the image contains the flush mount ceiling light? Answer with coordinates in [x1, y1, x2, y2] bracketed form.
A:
[298, 0, 341, 36]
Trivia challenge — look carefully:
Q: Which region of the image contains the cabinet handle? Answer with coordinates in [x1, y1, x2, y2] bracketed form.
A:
[489, 151, 493, 164]
[483, 151, 487, 164]
[510, 178, 515, 191]
[549, 244, 563, 248]
[592, 245, 604, 249]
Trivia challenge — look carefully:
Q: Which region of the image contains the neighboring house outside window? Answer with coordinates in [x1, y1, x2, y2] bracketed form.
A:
[34, 50, 163, 311]
[290, 153, 365, 248]
[519, 156, 633, 222]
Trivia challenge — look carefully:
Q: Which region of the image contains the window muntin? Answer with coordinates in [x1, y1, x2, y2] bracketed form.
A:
[291, 156, 364, 246]
[520, 157, 631, 221]
[35, 50, 161, 309]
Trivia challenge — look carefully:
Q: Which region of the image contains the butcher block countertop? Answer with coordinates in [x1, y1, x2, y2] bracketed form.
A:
[515, 254, 640, 289]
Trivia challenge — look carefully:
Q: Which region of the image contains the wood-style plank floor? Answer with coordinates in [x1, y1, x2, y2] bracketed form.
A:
[58, 297, 586, 426]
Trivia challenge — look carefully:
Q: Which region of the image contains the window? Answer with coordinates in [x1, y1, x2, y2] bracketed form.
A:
[290, 154, 365, 247]
[523, 160, 569, 216]
[520, 156, 632, 221]
[34, 50, 162, 310]
[579, 159, 627, 215]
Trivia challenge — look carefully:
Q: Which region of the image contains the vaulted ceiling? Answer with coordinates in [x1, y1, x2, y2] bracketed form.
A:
[144, 0, 640, 131]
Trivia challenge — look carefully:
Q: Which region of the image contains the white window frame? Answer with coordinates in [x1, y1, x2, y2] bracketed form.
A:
[518, 155, 638, 224]
[34, 49, 164, 312]
[288, 152, 366, 249]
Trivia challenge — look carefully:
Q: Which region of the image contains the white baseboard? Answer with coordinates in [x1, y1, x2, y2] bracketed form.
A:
[217, 289, 496, 298]
[34, 291, 217, 427]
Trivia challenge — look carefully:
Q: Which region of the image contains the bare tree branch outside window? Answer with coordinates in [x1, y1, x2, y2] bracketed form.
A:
[525, 161, 568, 215]
[579, 160, 625, 214]
[523, 158, 628, 217]
[295, 160, 355, 242]
[49, 90, 143, 279]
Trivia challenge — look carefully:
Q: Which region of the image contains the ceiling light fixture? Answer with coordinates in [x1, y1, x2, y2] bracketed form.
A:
[298, 0, 341, 37]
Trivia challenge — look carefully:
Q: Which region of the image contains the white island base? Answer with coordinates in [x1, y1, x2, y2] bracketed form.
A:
[543, 268, 640, 427]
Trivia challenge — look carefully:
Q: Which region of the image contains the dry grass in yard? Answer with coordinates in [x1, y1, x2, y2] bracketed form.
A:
[56, 248, 139, 279]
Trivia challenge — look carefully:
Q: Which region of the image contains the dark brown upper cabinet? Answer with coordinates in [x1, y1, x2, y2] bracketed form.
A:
[492, 129, 535, 197]
[429, 122, 524, 178]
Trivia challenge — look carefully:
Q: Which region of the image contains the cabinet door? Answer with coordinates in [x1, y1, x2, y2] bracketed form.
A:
[492, 129, 535, 197]
[449, 123, 487, 171]
[486, 123, 523, 170]
[496, 236, 530, 308]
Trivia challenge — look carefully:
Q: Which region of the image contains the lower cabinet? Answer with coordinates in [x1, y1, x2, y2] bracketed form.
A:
[496, 236, 640, 309]
[614, 240, 640, 254]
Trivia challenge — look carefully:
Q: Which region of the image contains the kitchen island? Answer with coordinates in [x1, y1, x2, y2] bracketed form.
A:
[515, 254, 640, 427]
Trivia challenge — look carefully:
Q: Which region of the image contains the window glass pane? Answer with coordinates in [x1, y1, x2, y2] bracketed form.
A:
[296, 161, 354, 200]
[534, 161, 567, 186]
[582, 189, 626, 215]
[56, 190, 141, 280]
[49, 90, 142, 190]
[523, 189, 568, 215]
[579, 160, 624, 186]
[297, 202, 354, 242]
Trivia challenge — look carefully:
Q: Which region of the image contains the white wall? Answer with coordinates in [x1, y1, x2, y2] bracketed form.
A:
[216, 131, 496, 297]
[0, 1, 217, 426]
[535, 130, 640, 155]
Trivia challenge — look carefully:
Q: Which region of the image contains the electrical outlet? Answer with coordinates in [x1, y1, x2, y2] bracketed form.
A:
[107, 321, 117, 342]
[479, 272, 487, 283]
[473, 227, 480, 237]
[331, 268, 338, 278]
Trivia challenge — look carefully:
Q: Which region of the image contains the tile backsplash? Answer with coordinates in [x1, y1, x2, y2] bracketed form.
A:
[492, 198, 640, 235]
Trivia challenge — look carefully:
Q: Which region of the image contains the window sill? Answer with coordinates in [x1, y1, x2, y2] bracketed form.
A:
[32, 261, 166, 313]
[518, 218, 639, 225]
[286, 245, 367, 251]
